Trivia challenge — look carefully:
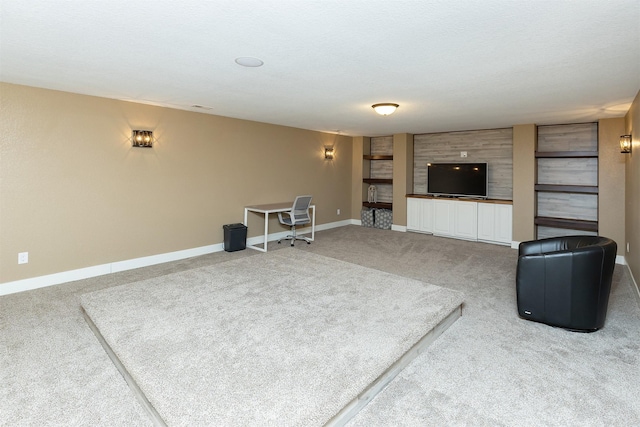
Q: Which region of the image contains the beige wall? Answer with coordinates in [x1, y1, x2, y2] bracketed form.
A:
[0, 83, 353, 284]
[392, 133, 413, 227]
[598, 118, 626, 255]
[625, 90, 640, 283]
[512, 124, 537, 243]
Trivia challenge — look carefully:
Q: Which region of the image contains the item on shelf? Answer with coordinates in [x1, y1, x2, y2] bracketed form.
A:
[361, 208, 374, 228]
[367, 185, 378, 203]
[374, 208, 392, 230]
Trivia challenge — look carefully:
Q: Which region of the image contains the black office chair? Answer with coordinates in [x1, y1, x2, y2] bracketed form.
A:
[277, 195, 313, 246]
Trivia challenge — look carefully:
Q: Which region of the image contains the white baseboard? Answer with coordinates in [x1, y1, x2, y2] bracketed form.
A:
[0, 220, 351, 296]
[5, 219, 630, 297]
[625, 260, 640, 302]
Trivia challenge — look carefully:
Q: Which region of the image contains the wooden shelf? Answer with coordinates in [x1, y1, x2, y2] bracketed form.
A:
[534, 184, 598, 194]
[363, 202, 392, 209]
[363, 155, 393, 160]
[535, 151, 598, 158]
[363, 178, 393, 184]
[534, 216, 598, 232]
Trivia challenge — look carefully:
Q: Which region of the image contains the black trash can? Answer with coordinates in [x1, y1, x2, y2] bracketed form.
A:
[223, 223, 247, 252]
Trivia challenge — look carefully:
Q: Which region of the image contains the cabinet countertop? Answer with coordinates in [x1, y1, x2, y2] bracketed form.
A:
[406, 194, 512, 205]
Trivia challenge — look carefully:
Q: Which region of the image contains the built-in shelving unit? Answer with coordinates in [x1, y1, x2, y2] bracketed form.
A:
[363, 137, 394, 210]
[535, 123, 599, 239]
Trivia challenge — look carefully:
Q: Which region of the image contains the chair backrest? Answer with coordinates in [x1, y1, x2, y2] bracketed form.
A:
[291, 195, 312, 223]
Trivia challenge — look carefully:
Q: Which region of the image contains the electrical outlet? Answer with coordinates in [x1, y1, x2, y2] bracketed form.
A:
[337, 209, 340, 215]
[460, 151, 467, 158]
[18, 252, 28, 264]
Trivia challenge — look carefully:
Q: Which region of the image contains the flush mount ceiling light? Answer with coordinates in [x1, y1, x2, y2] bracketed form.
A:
[372, 103, 399, 116]
[235, 57, 264, 67]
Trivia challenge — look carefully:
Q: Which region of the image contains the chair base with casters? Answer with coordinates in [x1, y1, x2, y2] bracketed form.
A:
[277, 195, 313, 247]
[277, 226, 312, 246]
[516, 235, 617, 332]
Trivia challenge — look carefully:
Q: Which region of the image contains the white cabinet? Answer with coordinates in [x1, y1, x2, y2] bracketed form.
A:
[407, 198, 433, 233]
[407, 197, 512, 246]
[433, 199, 454, 236]
[453, 201, 478, 240]
[433, 199, 477, 241]
[478, 203, 512, 245]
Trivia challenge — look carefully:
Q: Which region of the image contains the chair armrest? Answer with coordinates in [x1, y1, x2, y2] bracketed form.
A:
[278, 211, 293, 223]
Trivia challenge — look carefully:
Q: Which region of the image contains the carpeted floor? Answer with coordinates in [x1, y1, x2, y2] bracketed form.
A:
[2, 225, 640, 425]
[80, 249, 463, 426]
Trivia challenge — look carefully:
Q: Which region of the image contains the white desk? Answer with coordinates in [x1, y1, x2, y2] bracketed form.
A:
[243, 202, 316, 252]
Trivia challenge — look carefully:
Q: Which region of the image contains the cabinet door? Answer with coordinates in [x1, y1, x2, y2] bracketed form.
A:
[477, 202, 512, 244]
[421, 198, 434, 233]
[454, 201, 478, 240]
[494, 204, 513, 244]
[407, 198, 421, 231]
[407, 198, 434, 233]
[477, 203, 496, 241]
[433, 200, 453, 236]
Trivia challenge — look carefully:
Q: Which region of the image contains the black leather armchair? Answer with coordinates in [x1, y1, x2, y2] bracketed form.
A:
[516, 235, 617, 332]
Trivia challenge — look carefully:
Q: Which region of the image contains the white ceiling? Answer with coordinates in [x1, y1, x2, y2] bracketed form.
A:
[1, 1, 639, 136]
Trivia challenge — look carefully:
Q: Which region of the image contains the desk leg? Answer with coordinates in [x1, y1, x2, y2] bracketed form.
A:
[311, 206, 315, 241]
[244, 208, 268, 253]
[263, 211, 269, 252]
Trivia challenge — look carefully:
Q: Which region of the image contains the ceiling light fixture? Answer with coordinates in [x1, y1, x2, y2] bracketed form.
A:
[235, 57, 264, 67]
[372, 103, 399, 116]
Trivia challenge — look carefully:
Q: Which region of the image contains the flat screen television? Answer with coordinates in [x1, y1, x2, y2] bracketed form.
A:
[427, 162, 488, 198]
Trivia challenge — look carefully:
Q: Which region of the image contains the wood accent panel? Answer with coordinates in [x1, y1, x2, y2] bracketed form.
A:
[413, 128, 513, 200]
[536, 192, 598, 221]
[536, 226, 597, 239]
[537, 158, 598, 186]
[371, 136, 393, 155]
[537, 123, 598, 152]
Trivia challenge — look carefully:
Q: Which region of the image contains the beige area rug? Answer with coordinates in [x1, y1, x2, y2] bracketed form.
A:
[80, 248, 464, 426]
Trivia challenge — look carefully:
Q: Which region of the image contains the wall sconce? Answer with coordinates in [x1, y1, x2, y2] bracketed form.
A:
[372, 103, 399, 116]
[620, 134, 632, 153]
[132, 130, 153, 148]
[325, 147, 335, 160]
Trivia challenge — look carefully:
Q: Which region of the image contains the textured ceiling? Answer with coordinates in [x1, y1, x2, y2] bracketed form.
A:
[1, 1, 639, 136]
